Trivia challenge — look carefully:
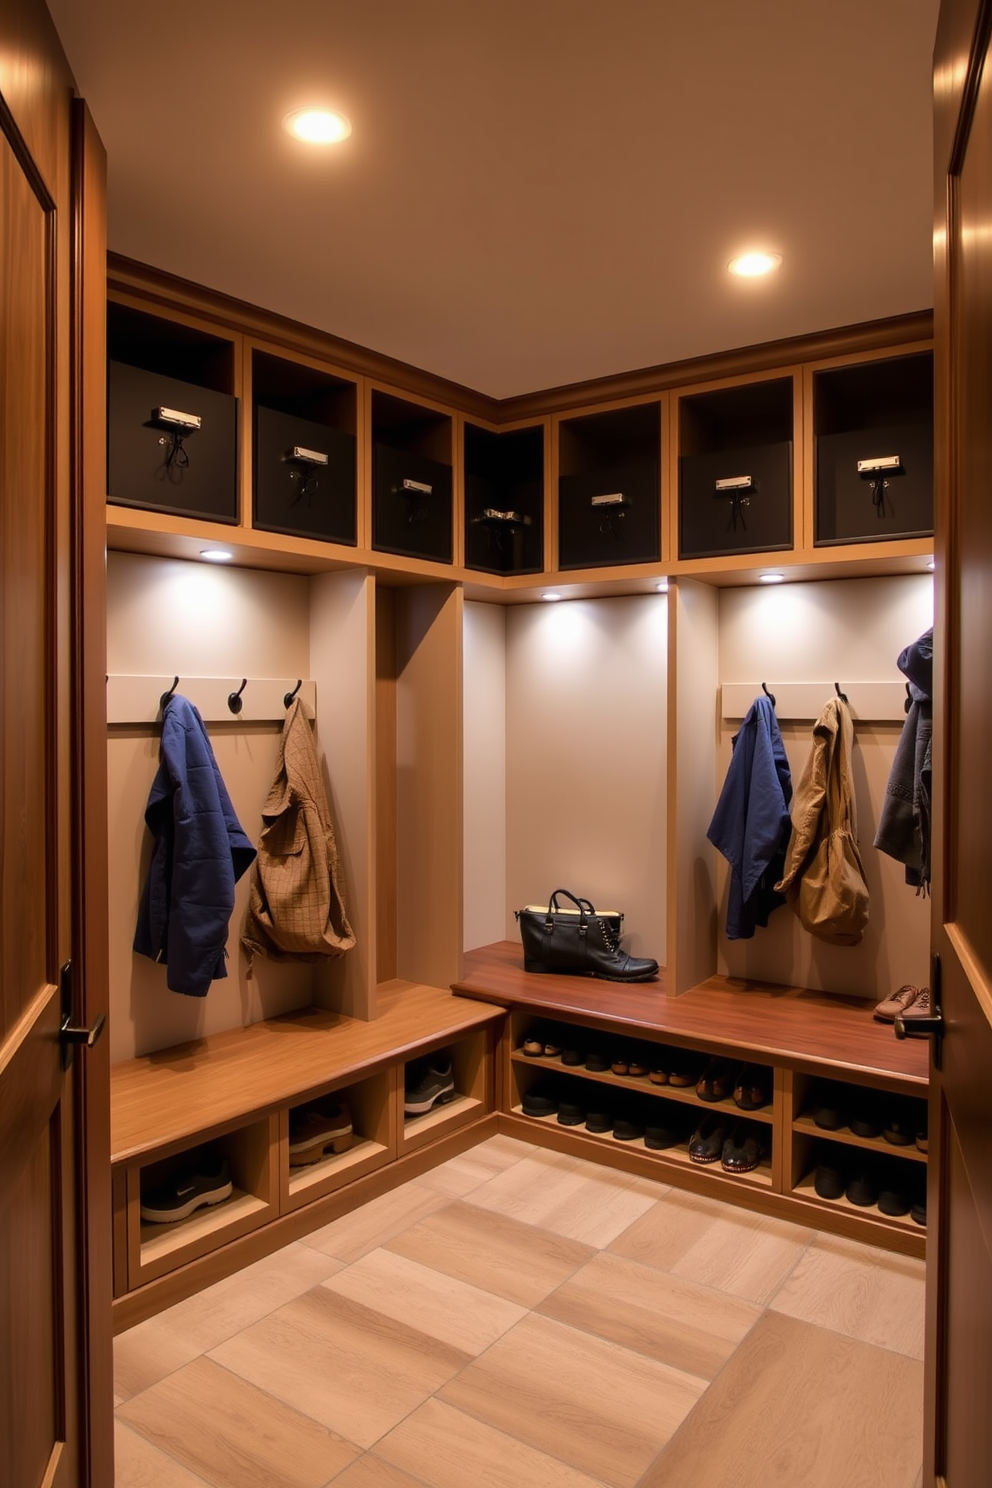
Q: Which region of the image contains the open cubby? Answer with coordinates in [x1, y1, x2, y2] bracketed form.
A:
[678, 378, 794, 559]
[252, 350, 358, 544]
[401, 1028, 491, 1153]
[283, 1069, 393, 1210]
[464, 422, 544, 575]
[814, 352, 934, 545]
[372, 391, 453, 562]
[558, 402, 661, 568]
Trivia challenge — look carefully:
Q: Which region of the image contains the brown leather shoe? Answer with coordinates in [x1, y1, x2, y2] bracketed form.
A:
[899, 986, 931, 1021]
[872, 984, 922, 1023]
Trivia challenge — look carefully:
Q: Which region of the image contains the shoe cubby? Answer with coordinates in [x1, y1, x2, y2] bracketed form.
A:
[813, 350, 933, 546]
[677, 375, 795, 559]
[251, 349, 358, 545]
[557, 401, 661, 569]
[464, 421, 544, 575]
[791, 1133, 927, 1233]
[107, 301, 240, 524]
[281, 1069, 395, 1212]
[372, 390, 453, 563]
[124, 1115, 277, 1290]
[400, 1028, 492, 1155]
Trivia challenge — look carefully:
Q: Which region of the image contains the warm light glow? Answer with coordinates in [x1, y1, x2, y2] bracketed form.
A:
[283, 108, 352, 144]
[759, 572, 785, 584]
[728, 251, 782, 278]
[200, 548, 234, 562]
[926, 558, 936, 571]
[656, 580, 669, 593]
[542, 592, 562, 602]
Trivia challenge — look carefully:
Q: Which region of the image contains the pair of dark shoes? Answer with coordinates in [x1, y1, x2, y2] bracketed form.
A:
[688, 1114, 766, 1173]
[695, 1059, 771, 1110]
[813, 1160, 926, 1225]
[813, 1094, 924, 1148]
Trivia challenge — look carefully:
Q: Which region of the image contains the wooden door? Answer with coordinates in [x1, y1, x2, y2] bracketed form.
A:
[927, 1, 992, 1483]
[0, 7, 112, 1487]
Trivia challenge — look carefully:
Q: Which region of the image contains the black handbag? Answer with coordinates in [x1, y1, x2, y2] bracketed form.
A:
[515, 889, 623, 972]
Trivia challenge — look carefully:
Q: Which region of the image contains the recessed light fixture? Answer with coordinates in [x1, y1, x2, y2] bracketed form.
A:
[656, 579, 669, 593]
[542, 592, 562, 602]
[283, 108, 352, 145]
[200, 548, 234, 563]
[728, 251, 783, 278]
[759, 572, 785, 584]
[926, 557, 936, 571]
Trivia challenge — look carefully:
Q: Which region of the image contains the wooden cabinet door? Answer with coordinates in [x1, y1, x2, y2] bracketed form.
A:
[0, 12, 112, 1488]
[928, 2, 992, 1484]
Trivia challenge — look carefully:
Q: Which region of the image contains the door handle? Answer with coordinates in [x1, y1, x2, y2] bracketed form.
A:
[894, 952, 943, 1068]
[60, 1012, 106, 1048]
[58, 961, 106, 1068]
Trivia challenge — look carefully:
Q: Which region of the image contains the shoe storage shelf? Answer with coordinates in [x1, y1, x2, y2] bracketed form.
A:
[453, 942, 928, 1258]
[110, 985, 502, 1328]
[106, 258, 933, 594]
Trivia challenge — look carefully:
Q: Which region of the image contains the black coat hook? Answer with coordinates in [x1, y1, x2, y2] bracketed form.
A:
[160, 676, 180, 711]
[834, 682, 849, 704]
[904, 682, 913, 715]
[284, 679, 303, 708]
[228, 678, 248, 715]
[761, 682, 777, 709]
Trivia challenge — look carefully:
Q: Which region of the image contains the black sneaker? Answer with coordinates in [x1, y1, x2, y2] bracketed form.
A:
[140, 1157, 233, 1224]
[404, 1060, 455, 1115]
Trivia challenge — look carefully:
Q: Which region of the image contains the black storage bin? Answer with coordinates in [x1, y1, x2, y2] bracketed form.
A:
[679, 443, 793, 559]
[373, 444, 453, 563]
[254, 406, 357, 544]
[464, 424, 543, 575]
[558, 462, 660, 569]
[558, 402, 661, 570]
[814, 354, 934, 545]
[108, 361, 239, 523]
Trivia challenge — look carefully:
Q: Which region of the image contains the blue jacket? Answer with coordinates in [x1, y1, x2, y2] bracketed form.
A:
[134, 695, 256, 996]
[874, 628, 933, 891]
[707, 696, 793, 939]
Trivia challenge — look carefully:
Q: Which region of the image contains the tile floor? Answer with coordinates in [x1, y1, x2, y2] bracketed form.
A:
[114, 1135, 926, 1488]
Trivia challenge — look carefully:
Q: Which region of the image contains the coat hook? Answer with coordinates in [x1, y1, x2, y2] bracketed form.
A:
[834, 682, 849, 704]
[761, 681, 777, 709]
[228, 678, 248, 715]
[284, 678, 303, 708]
[160, 676, 180, 711]
[904, 681, 913, 715]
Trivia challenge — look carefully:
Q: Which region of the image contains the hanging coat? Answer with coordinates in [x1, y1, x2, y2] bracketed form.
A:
[775, 695, 869, 946]
[874, 628, 933, 892]
[707, 696, 793, 939]
[241, 698, 356, 966]
[134, 694, 256, 997]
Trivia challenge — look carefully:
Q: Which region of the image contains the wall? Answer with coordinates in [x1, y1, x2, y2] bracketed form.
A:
[714, 573, 934, 996]
[463, 601, 507, 951]
[503, 594, 669, 964]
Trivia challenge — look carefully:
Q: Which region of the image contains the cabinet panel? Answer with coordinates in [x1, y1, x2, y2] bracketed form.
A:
[558, 403, 661, 570]
[254, 407, 356, 545]
[464, 422, 544, 575]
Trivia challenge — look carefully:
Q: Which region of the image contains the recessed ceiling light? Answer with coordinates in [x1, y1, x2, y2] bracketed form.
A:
[759, 572, 785, 584]
[542, 592, 561, 602]
[200, 548, 234, 562]
[728, 252, 783, 278]
[926, 557, 936, 571]
[656, 580, 669, 593]
[283, 108, 352, 144]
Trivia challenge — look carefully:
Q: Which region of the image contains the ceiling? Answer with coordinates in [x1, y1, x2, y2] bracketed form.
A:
[48, 0, 939, 400]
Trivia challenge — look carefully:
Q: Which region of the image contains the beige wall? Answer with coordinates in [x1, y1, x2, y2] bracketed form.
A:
[504, 594, 669, 964]
[463, 602, 507, 952]
[714, 574, 934, 996]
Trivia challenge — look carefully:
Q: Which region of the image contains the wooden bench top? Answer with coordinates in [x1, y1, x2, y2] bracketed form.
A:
[454, 941, 929, 1087]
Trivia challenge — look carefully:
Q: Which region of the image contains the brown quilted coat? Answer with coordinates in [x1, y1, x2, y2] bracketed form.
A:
[241, 699, 355, 966]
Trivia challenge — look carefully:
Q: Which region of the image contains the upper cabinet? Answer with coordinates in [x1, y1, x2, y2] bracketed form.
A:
[105, 261, 933, 591]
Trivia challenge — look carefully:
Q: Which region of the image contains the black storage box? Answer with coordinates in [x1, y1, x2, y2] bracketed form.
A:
[816, 422, 933, 545]
[679, 443, 792, 559]
[464, 424, 543, 575]
[254, 406, 356, 544]
[108, 361, 238, 523]
[558, 461, 660, 570]
[372, 444, 453, 563]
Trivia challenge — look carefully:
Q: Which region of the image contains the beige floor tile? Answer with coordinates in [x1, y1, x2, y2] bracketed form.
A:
[414, 1135, 531, 1197]
[209, 1285, 471, 1449]
[118, 1356, 358, 1488]
[114, 1419, 212, 1488]
[113, 1242, 345, 1400]
[439, 1312, 705, 1488]
[639, 1312, 923, 1488]
[769, 1231, 926, 1358]
[297, 1180, 450, 1264]
[376, 1396, 611, 1488]
[331, 1456, 430, 1488]
[321, 1248, 527, 1355]
[465, 1147, 663, 1248]
[384, 1200, 596, 1307]
[668, 1208, 811, 1304]
[537, 1250, 760, 1377]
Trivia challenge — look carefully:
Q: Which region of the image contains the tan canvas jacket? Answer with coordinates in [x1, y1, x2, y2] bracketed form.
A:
[774, 696, 869, 946]
[241, 699, 356, 966]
